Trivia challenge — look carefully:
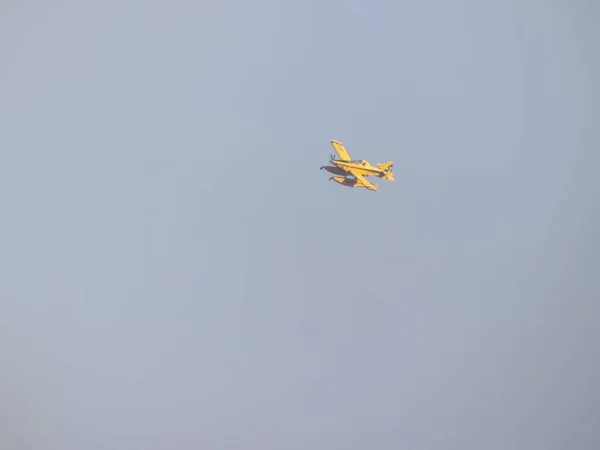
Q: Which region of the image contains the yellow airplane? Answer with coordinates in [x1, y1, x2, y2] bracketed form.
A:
[320, 140, 394, 191]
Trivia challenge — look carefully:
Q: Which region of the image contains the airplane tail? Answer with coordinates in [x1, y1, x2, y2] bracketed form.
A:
[377, 162, 394, 181]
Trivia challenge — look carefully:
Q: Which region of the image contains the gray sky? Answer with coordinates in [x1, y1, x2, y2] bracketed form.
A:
[1, 1, 599, 449]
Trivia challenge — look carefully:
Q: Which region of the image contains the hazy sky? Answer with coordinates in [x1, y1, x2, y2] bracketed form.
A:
[1, 1, 599, 449]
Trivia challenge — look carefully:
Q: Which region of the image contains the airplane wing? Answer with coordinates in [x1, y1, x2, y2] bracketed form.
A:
[331, 140, 351, 161]
[348, 169, 378, 191]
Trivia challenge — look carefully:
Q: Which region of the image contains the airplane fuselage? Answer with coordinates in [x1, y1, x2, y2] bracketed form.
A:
[322, 160, 387, 178]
